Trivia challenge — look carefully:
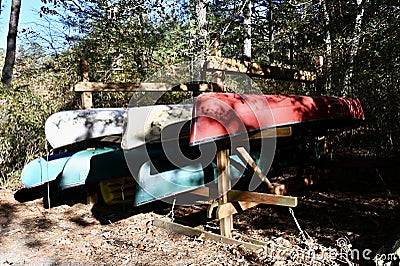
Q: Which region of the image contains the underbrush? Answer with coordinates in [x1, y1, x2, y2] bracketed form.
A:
[0, 83, 76, 188]
[0, 85, 54, 186]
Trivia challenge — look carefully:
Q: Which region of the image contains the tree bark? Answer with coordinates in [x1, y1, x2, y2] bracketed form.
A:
[343, 0, 366, 96]
[196, 0, 208, 61]
[1, 0, 21, 88]
[243, 0, 252, 61]
[268, 0, 274, 63]
[321, 0, 332, 93]
[194, 0, 208, 83]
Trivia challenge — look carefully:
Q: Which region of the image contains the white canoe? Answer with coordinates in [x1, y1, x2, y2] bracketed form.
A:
[122, 104, 193, 150]
[45, 108, 127, 149]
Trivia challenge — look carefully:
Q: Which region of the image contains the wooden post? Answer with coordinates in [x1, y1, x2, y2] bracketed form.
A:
[210, 33, 221, 58]
[80, 59, 93, 109]
[216, 142, 232, 237]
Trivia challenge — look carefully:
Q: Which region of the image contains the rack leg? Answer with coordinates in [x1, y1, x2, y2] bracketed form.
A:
[216, 146, 232, 237]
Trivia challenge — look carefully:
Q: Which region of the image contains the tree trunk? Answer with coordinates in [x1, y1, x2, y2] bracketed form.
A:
[196, 0, 208, 61]
[343, 0, 366, 96]
[1, 0, 21, 88]
[243, 0, 252, 61]
[268, 0, 274, 63]
[321, 0, 332, 93]
[194, 0, 208, 83]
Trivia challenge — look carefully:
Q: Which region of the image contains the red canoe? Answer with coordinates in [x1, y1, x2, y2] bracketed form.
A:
[190, 92, 364, 145]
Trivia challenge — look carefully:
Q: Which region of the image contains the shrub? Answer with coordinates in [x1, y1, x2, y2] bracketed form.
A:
[0, 85, 50, 186]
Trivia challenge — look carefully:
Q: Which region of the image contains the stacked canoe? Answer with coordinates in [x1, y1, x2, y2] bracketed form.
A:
[21, 92, 364, 206]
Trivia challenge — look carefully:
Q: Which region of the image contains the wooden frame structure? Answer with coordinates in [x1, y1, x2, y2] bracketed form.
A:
[72, 57, 321, 238]
[73, 57, 319, 109]
[185, 127, 297, 237]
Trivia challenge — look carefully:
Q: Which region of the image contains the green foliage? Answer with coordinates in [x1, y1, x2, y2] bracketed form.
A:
[2, 0, 400, 185]
[0, 44, 79, 186]
[0, 85, 48, 184]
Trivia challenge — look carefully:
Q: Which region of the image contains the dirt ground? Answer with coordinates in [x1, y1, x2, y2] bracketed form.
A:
[1, 157, 400, 265]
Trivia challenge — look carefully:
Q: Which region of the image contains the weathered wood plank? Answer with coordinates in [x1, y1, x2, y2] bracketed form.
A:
[227, 190, 298, 207]
[79, 60, 93, 109]
[81, 91, 93, 109]
[153, 218, 266, 251]
[216, 144, 232, 238]
[235, 146, 274, 189]
[248, 126, 292, 140]
[206, 56, 316, 82]
[73, 82, 213, 92]
[216, 202, 260, 219]
[189, 186, 210, 197]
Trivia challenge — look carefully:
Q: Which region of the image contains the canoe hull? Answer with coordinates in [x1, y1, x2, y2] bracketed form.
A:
[59, 147, 129, 189]
[122, 104, 193, 150]
[190, 93, 364, 145]
[21, 152, 75, 188]
[45, 108, 126, 149]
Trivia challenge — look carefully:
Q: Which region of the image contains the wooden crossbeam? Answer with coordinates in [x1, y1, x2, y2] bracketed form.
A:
[216, 191, 297, 219]
[153, 218, 267, 251]
[73, 82, 213, 92]
[248, 126, 292, 140]
[206, 56, 316, 82]
[189, 186, 210, 197]
[227, 190, 298, 207]
[216, 202, 259, 219]
[236, 146, 274, 189]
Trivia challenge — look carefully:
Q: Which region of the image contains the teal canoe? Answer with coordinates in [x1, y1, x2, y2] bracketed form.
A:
[132, 150, 254, 206]
[21, 144, 266, 206]
[59, 147, 127, 189]
[21, 152, 76, 188]
[21, 147, 128, 190]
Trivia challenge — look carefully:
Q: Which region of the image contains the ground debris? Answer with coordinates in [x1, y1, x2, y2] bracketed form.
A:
[1, 170, 400, 266]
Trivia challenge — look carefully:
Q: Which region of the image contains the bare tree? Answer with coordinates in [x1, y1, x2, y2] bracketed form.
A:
[1, 0, 21, 88]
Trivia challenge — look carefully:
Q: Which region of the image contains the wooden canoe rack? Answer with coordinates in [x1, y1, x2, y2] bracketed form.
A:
[74, 57, 318, 109]
[73, 56, 316, 237]
[156, 126, 298, 239]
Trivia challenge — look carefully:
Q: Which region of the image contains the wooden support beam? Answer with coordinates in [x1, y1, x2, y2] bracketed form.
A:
[80, 59, 93, 109]
[153, 218, 267, 251]
[206, 56, 316, 82]
[217, 202, 259, 219]
[227, 190, 298, 207]
[235, 146, 274, 189]
[216, 144, 233, 238]
[217, 191, 297, 219]
[81, 91, 93, 109]
[248, 126, 292, 140]
[189, 186, 210, 197]
[73, 82, 214, 92]
[211, 71, 225, 92]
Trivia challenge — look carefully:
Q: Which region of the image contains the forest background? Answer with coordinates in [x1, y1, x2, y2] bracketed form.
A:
[0, 0, 399, 186]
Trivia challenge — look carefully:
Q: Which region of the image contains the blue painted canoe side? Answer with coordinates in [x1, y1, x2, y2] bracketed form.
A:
[21, 153, 74, 188]
[59, 147, 118, 189]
